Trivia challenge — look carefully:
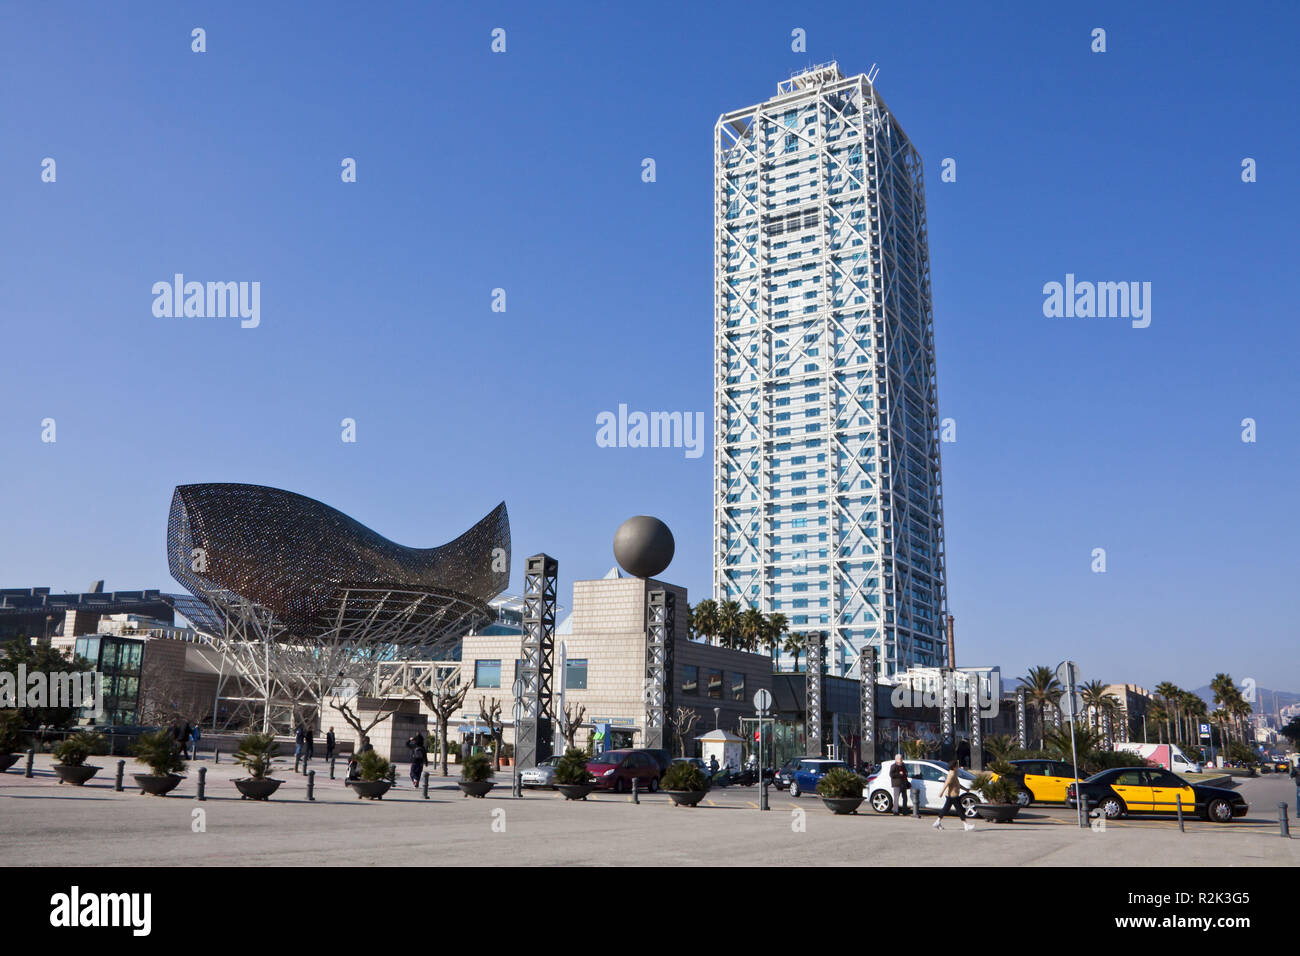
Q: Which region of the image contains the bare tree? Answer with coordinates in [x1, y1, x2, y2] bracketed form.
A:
[479, 697, 505, 770]
[328, 691, 402, 753]
[401, 668, 469, 777]
[553, 701, 587, 751]
[673, 706, 701, 757]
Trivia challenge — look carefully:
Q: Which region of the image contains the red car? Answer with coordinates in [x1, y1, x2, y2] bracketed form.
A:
[587, 750, 662, 792]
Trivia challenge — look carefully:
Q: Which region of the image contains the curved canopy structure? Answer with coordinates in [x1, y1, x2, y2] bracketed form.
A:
[167, 483, 510, 650]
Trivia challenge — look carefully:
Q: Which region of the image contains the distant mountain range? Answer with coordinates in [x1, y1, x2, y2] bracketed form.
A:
[1191, 685, 1299, 716]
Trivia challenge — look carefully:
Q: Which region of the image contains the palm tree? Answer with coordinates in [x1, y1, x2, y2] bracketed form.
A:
[1020, 666, 1062, 749]
[761, 612, 788, 668]
[782, 632, 808, 673]
[717, 601, 742, 650]
[1210, 674, 1237, 748]
[1147, 698, 1169, 743]
[1154, 682, 1180, 744]
[1079, 680, 1109, 733]
[738, 607, 764, 653]
[689, 599, 719, 646]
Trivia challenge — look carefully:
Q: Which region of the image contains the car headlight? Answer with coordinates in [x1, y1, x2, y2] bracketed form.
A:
[603, 768, 615, 776]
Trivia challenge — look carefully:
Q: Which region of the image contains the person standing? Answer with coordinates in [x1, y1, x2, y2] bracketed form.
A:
[294, 724, 304, 772]
[888, 754, 911, 816]
[933, 759, 975, 831]
[180, 722, 192, 759]
[325, 727, 336, 763]
[190, 723, 202, 761]
[303, 726, 315, 771]
[410, 736, 427, 788]
[1291, 763, 1299, 814]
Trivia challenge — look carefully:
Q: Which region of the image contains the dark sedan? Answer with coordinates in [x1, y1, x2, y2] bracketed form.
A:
[1066, 767, 1248, 822]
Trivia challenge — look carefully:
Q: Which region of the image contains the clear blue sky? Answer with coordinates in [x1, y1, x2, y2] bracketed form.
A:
[1, 1, 1296, 693]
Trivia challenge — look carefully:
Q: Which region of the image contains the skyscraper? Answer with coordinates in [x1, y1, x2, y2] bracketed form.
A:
[713, 63, 947, 679]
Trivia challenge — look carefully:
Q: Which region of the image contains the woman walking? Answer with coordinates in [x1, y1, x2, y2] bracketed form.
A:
[932, 759, 975, 831]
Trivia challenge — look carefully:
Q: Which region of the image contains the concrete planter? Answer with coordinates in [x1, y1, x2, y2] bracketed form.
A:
[974, 803, 1020, 823]
[134, 773, 184, 796]
[458, 780, 495, 798]
[821, 796, 864, 815]
[349, 779, 392, 800]
[665, 789, 708, 807]
[556, 783, 597, 801]
[233, 778, 283, 801]
[54, 764, 101, 786]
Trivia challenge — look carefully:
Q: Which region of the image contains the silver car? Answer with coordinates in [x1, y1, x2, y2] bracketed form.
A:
[520, 754, 563, 789]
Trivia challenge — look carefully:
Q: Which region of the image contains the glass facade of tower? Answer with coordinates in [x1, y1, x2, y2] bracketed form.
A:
[713, 64, 946, 679]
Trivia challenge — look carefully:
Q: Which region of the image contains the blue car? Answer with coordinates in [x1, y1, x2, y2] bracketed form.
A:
[784, 758, 850, 798]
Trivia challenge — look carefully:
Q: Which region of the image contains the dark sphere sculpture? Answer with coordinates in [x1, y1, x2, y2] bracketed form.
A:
[613, 516, 675, 579]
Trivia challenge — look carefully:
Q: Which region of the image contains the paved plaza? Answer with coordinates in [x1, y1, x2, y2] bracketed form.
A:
[2, 755, 1297, 866]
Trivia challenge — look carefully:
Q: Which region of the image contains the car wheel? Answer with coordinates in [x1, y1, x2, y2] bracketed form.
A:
[650, 777, 660, 793]
[790, 781, 800, 798]
[1100, 795, 1125, 819]
[869, 790, 893, 814]
[1015, 788, 1032, 807]
[1206, 798, 1234, 822]
[614, 777, 626, 794]
[959, 794, 980, 818]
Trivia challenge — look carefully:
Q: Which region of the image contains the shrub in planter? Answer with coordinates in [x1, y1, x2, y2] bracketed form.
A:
[131, 729, 187, 795]
[972, 759, 1022, 822]
[53, 731, 106, 785]
[351, 749, 394, 800]
[816, 767, 866, 814]
[661, 761, 708, 793]
[458, 751, 495, 797]
[358, 750, 391, 782]
[553, 747, 597, 800]
[232, 732, 282, 800]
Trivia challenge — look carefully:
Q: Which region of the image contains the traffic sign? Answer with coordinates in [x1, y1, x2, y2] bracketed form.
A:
[1058, 692, 1086, 720]
[1055, 661, 1082, 690]
[753, 688, 773, 714]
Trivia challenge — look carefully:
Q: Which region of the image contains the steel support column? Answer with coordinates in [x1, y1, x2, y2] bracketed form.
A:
[644, 588, 675, 752]
[516, 553, 556, 769]
[806, 633, 824, 758]
[858, 646, 877, 767]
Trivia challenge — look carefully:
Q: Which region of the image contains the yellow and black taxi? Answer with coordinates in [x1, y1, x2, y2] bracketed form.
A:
[1003, 759, 1080, 806]
[1066, 767, 1248, 822]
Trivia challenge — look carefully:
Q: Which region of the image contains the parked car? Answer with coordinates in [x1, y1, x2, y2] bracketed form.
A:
[520, 754, 563, 789]
[1066, 767, 1248, 822]
[864, 759, 986, 818]
[1004, 758, 1081, 806]
[772, 758, 802, 791]
[587, 749, 662, 792]
[643, 749, 672, 777]
[783, 758, 850, 798]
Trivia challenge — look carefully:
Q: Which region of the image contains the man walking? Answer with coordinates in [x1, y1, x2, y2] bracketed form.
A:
[933, 759, 975, 831]
[302, 726, 315, 772]
[325, 727, 336, 763]
[409, 735, 427, 788]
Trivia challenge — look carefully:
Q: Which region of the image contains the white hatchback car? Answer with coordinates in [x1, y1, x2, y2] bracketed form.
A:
[865, 759, 986, 818]
[520, 754, 563, 789]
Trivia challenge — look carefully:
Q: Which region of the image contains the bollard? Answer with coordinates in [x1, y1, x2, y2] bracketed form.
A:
[214, 745, 220, 765]
[421, 771, 429, 799]
[760, 774, 769, 811]
[197, 766, 206, 801]
[24, 748, 35, 778]
[330, 755, 337, 780]
[1280, 803, 1291, 838]
[632, 777, 639, 804]
[1176, 793, 1185, 832]
[115, 760, 125, 792]
[307, 769, 315, 802]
